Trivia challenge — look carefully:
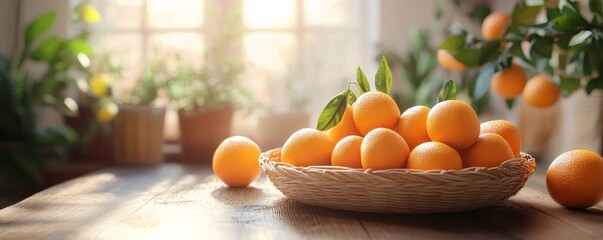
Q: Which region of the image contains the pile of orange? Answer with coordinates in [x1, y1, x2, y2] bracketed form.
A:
[281, 92, 521, 172]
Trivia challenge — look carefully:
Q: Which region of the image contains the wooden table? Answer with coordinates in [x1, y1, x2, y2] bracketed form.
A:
[0, 163, 602, 239]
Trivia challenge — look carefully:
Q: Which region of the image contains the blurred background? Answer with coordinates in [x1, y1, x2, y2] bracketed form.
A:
[1, 0, 602, 207]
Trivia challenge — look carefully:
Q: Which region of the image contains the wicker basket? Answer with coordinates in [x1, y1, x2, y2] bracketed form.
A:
[260, 148, 536, 214]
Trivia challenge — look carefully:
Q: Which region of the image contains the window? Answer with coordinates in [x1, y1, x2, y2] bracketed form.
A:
[78, 0, 377, 139]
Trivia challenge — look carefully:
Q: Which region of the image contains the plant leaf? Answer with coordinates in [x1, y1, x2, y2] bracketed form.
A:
[452, 48, 481, 67]
[63, 39, 94, 56]
[505, 98, 515, 109]
[569, 30, 592, 47]
[586, 76, 603, 94]
[510, 5, 543, 32]
[375, 56, 392, 94]
[356, 66, 370, 94]
[30, 37, 61, 62]
[316, 90, 348, 131]
[590, 0, 603, 17]
[474, 62, 497, 99]
[438, 80, 456, 103]
[25, 11, 56, 46]
[347, 90, 357, 104]
[558, 76, 581, 96]
[531, 37, 554, 58]
[438, 34, 466, 51]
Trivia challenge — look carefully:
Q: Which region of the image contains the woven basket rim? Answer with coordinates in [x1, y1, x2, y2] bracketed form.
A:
[260, 148, 536, 176]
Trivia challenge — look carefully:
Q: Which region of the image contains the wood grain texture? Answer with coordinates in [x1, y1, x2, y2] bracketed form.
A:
[0, 163, 602, 240]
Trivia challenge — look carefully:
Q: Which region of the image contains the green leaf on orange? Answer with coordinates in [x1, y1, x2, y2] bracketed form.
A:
[375, 56, 392, 94]
[316, 90, 348, 131]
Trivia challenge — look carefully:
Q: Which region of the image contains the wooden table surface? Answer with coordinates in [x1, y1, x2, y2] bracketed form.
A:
[0, 163, 602, 240]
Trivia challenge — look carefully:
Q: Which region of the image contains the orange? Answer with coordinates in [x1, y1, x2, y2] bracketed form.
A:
[331, 135, 363, 168]
[281, 128, 334, 167]
[546, 150, 603, 209]
[480, 120, 522, 158]
[361, 128, 409, 170]
[352, 91, 401, 136]
[326, 105, 361, 143]
[89, 74, 111, 97]
[407, 142, 463, 171]
[491, 63, 527, 99]
[426, 100, 480, 150]
[461, 133, 514, 168]
[96, 102, 118, 123]
[395, 106, 431, 150]
[481, 12, 510, 40]
[437, 49, 466, 71]
[212, 136, 262, 187]
[522, 74, 560, 108]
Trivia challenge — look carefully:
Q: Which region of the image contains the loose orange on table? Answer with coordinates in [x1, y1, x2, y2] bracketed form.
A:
[546, 150, 603, 209]
[480, 120, 522, 158]
[326, 104, 361, 143]
[331, 135, 363, 168]
[407, 142, 463, 171]
[396, 106, 431, 150]
[353, 91, 401, 136]
[426, 100, 480, 151]
[361, 128, 409, 170]
[281, 128, 334, 167]
[462, 133, 514, 168]
[212, 136, 262, 188]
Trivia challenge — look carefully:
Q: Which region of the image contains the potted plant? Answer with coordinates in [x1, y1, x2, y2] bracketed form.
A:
[110, 56, 168, 164]
[0, 4, 99, 184]
[65, 53, 119, 162]
[438, 0, 603, 158]
[167, 59, 248, 162]
[166, 5, 248, 163]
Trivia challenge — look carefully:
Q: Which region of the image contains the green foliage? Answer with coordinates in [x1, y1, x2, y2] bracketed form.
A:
[316, 56, 391, 131]
[375, 56, 392, 94]
[441, 0, 603, 106]
[382, 1, 491, 114]
[438, 80, 457, 102]
[316, 90, 349, 131]
[167, 2, 249, 111]
[1, 5, 100, 183]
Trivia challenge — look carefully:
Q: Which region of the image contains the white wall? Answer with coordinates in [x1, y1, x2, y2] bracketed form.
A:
[0, 0, 18, 57]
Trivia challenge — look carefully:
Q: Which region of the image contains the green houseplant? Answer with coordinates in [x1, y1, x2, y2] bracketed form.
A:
[0, 4, 100, 183]
[439, 0, 603, 156]
[167, 4, 248, 162]
[111, 55, 168, 164]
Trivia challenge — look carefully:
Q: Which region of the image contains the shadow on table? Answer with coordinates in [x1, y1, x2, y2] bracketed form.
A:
[211, 186, 266, 206]
[269, 198, 555, 239]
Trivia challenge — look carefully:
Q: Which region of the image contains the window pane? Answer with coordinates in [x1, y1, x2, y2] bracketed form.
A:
[92, 0, 143, 30]
[244, 33, 296, 111]
[303, 33, 361, 114]
[147, 0, 204, 29]
[243, 0, 295, 29]
[92, 32, 143, 99]
[148, 33, 205, 64]
[304, 0, 360, 27]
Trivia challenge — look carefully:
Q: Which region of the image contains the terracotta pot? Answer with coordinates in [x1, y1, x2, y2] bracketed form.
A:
[178, 106, 234, 163]
[64, 107, 113, 161]
[112, 105, 166, 164]
[256, 111, 310, 150]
